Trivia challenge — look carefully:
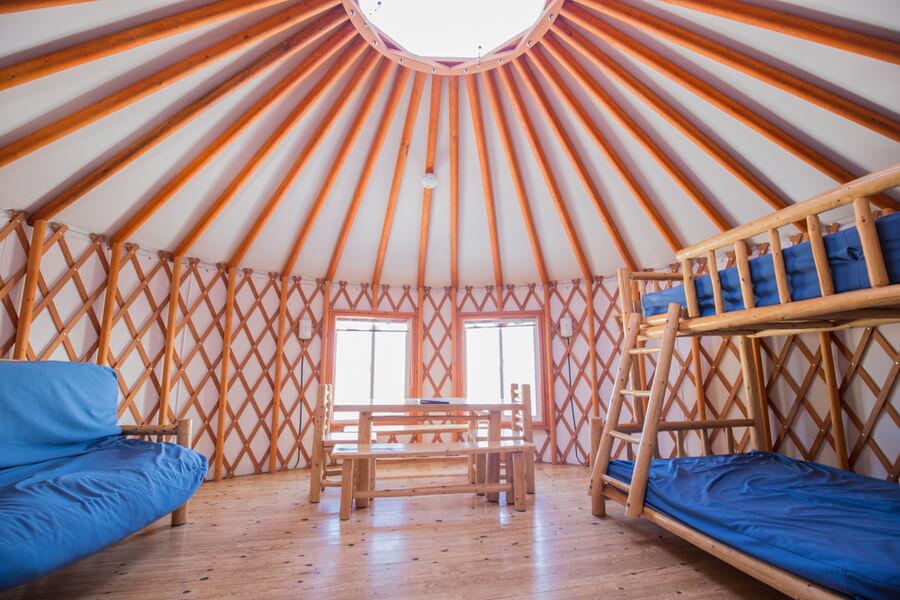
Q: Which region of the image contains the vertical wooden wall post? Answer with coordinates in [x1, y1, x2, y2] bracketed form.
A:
[320, 281, 332, 385]
[416, 286, 425, 397]
[751, 337, 772, 451]
[13, 219, 47, 360]
[737, 335, 766, 451]
[269, 274, 289, 474]
[214, 266, 237, 481]
[96, 240, 122, 365]
[542, 284, 558, 464]
[158, 254, 184, 426]
[819, 331, 850, 470]
[691, 337, 710, 455]
[586, 278, 599, 420]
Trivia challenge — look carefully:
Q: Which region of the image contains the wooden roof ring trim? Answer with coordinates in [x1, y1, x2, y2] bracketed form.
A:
[0, 0, 94, 13]
[514, 55, 637, 271]
[0, 0, 341, 169]
[659, 0, 900, 66]
[340, 0, 564, 76]
[227, 48, 375, 269]
[325, 68, 411, 281]
[416, 76, 443, 288]
[561, 5, 899, 212]
[576, 0, 900, 141]
[552, 24, 792, 217]
[0, 0, 334, 91]
[371, 72, 426, 289]
[484, 69, 549, 285]
[498, 64, 592, 282]
[538, 37, 730, 236]
[465, 75, 505, 298]
[109, 31, 361, 245]
[174, 41, 373, 260]
[534, 38, 683, 252]
[281, 58, 394, 276]
[448, 76, 460, 290]
[29, 11, 349, 224]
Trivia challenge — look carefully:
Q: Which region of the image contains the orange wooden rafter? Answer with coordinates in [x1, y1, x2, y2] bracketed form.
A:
[562, 5, 899, 212]
[465, 75, 505, 297]
[281, 58, 395, 276]
[659, 0, 900, 65]
[0, 0, 93, 12]
[536, 36, 683, 252]
[498, 64, 594, 281]
[575, 0, 900, 141]
[516, 54, 637, 270]
[324, 68, 411, 281]
[483, 70, 549, 285]
[110, 31, 360, 245]
[371, 73, 427, 288]
[417, 76, 444, 288]
[0, 0, 334, 90]
[173, 36, 369, 260]
[553, 23, 791, 216]
[0, 1, 341, 169]
[448, 77, 460, 290]
[29, 12, 349, 223]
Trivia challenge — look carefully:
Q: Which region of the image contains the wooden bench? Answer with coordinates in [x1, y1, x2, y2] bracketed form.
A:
[331, 440, 534, 519]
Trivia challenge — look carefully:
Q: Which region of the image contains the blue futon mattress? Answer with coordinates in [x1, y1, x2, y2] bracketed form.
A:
[642, 211, 900, 316]
[0, 436, 207, 590]
[607, 452, 900, 599]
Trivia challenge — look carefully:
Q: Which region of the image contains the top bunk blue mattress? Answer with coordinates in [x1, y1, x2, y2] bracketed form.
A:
[642, 211, 900, 317]
[607, 452, 900, 599]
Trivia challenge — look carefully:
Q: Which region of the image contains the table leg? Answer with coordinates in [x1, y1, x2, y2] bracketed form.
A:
[487, 410, 501, 502]
[356, 413, 372, 509]
[513, 452, 526, 512]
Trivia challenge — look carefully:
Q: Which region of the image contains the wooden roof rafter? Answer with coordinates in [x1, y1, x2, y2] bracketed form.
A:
[0, 0, 94, 12]
[0, 0, 335, 91]
[281, 57, 395, 276]
[109, 30, 362, 246]
[371, 72, 426, 289]
[658, 0, 900, 66]
[325, 68, 411, 281]
[0, 0, 343, 169]
[465, 75, 505, 298]
[416, 75, 444, 288]
[534, 37, 683, 252]
[560, 5, 900, 212]
[551, 25, 792, 215]
[575, 0, 900, 141]
[29, 11, 350, 224]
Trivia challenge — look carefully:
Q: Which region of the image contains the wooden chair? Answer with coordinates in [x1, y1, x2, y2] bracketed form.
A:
[308, 383, 375, 503]
[468, 383, 535, 494]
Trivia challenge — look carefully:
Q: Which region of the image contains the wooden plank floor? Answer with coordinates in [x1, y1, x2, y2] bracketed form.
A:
[3, 462, 785, 599]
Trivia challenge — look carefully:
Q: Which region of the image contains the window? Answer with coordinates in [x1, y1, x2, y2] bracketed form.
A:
[332, 318, 410, 410]
[464, 318, 541, 420]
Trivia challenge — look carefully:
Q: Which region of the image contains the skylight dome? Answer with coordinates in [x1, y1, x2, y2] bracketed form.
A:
[345, 0, 563, 75]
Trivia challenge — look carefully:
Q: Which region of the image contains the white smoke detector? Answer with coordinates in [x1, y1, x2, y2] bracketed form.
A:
[422, 172, 438, 189]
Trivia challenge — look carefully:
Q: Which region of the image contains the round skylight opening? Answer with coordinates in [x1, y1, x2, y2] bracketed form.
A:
[345, 0, 563, 75]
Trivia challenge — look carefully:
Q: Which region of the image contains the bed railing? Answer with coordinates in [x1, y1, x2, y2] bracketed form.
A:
[623, 162, 900, 338]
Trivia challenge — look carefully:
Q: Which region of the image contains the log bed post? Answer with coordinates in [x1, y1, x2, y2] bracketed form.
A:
[13, 218, 47, 360]
[737, 336, 767, 451]
[171, 418, 193, 526]
[818, 331, 850, 470]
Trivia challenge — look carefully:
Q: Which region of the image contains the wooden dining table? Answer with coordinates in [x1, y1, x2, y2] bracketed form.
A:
[333, 398, 525, 506]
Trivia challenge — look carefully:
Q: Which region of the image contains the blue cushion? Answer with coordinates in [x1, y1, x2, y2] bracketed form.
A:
[642, 211, 900, 316]
[607, 452, 900, 599]
[0, 361, 121, 468]
[0, 437, 208, 590]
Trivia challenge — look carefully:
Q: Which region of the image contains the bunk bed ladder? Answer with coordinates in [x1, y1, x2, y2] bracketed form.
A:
[589, 303, 682, 519]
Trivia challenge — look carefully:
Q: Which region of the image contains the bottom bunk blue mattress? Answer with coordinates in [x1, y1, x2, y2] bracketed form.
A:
[0, 436, 207, 590]
[642, 211, 900, 316]
[607, 452, 900, 599]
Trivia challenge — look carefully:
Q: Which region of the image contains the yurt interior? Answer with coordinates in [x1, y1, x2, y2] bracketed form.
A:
[1, 1, 899, 598]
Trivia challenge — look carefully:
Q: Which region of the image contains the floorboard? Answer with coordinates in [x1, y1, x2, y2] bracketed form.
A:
[2, 462, 785, 599]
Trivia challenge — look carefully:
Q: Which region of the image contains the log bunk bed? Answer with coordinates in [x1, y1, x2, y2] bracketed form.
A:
[589, 163, 900, 600]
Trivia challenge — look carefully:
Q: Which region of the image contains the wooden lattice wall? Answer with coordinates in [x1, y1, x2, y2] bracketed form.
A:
[1, 213, 896, 479]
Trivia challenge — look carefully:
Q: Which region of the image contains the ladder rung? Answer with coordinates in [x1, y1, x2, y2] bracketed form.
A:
[598, 473, 631, 492]
[620, 389, 651, 397]
[609, 430, 641, 445]
[629, 347, 659, 355]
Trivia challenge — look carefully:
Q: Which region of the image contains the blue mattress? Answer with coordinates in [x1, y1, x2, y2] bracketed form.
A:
[0, 436, 207, 590]
[642, 211, 900, 316]
[607, 452, 900, 599]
